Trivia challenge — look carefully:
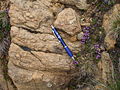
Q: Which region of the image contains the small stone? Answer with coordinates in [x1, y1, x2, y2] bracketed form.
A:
[81, 22, 91, 26]
[47, 82, 52, 88]
[29, 15, 34, 18]
[100, 45, 105, 51]
[77, 32, 84, 40]
[26, 12, 30, 17]
[15, 54, 20, 58]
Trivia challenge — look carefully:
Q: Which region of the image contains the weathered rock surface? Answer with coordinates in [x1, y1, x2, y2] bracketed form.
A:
[103, 4, 120, 50]
[9, 43, 71, 90]
[52, 0, 89, 10]
[98, 52, 114, 84]
[8, 0, 81, 90]
[54, 8, 81, 36]
[103, 4, 120, 33]
[0, 1, 17, 89]
[9, 0, 53, 30]
[119, 58, 120, 73]
[104, 31, 117, 50]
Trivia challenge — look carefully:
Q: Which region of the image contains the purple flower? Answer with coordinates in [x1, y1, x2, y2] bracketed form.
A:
[94, 24, 97, 27]
[84, 33, 89, 36]
[94, 44, 100, 49]
[73, 60, 79, 64]
[81, 41, 85, 44]
[81, 42, 85, 44]
[81, 36, 86, 40]
[103, 0, 109, 4]
[96, 54, 101, 59]
[5, 9, 9, 13]
[83, 26, 90, 30]
[83, 27, 87, 30]
[86, 27, 90, 30]
[85, 30, 90, 33]
[94, 44, 102, 59]
[87, 37, 90, 39]
[97, 52, 101, 55]
[81, 40, 85, 43]
[95, 50, 99, 53]
[81, 26, 91, 44]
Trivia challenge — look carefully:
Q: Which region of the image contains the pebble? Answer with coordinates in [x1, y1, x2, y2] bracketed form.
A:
[77, 32, 84, 40]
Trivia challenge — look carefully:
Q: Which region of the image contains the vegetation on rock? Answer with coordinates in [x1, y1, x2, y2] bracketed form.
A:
[0, 0, 119, 90]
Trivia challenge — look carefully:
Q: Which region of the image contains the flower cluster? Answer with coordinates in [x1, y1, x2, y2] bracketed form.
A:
[94, 44, 101, 59]
[81, 26, 90, 44]
[5, 9, 9, 13]
[73, 60, 79, 65]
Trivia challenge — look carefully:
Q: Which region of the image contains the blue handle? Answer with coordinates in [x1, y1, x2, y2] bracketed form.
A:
[64, 46, 74, 57]
[51, 25, 74, 58]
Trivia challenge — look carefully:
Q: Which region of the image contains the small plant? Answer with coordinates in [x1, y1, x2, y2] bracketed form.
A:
[108, 80, 120, 90]
[0, 10, 10, 41]
[94, 44, 101, 59]
[81, 26, 90, 44]
[103, 0, 115, 5]
[111, 14, 120, 34]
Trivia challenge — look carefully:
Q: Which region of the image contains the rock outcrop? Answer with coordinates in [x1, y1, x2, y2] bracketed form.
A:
[0, 0, 17, 90]
[97, 3, 120, 88]
[103, 4, 120, 50]
[52, 0, 89, 10]
[7, 0, 120, 89]
[104, 31, 117, 50]
[103, 4, 120, 33]
[98, 52, 114, 84]
[8, 0, 81, 90]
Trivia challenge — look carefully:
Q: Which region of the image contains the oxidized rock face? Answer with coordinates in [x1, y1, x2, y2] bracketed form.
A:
[8, 0, 81, 90]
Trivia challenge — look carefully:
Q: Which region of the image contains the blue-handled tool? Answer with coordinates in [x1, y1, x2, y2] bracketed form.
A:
[51, 25, 78, 64]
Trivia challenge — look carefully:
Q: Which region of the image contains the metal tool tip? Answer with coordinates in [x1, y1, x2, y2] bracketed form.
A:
[71, 56, 75, 61]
